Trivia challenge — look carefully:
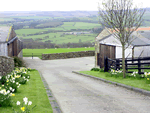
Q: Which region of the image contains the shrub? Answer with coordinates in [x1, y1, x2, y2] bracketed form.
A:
[15, 77, 26, 84]
[21, 73, 30, 79]
[0, 76, 7, 85]
[90, 68, 100, 71]
[13, 56, 26, 68]
[99, 68, 104, 72]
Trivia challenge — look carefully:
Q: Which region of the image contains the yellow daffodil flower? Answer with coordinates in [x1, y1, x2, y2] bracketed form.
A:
[147, 78, 149, 80]
[12, 94, 15, 96]
[7, 80, 9, 82]
[21, 107, 25, 112]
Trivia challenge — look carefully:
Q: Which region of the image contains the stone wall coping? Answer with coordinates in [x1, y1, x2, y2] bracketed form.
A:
[0, 55, 14, 59]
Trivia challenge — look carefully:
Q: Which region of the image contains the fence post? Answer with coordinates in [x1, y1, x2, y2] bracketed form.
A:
[104, 56, 109, 72]
[138, 58, 141, 74]
[116, 59, 120, 70]
[32, 53, 33, 59]
[125, 59, 127, 73]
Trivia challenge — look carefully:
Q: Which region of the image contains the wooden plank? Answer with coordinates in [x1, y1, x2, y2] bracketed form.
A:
[126, 68, 150, 69]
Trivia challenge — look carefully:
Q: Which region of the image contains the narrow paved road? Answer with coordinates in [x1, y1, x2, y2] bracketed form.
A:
[23, 57, 150, 113]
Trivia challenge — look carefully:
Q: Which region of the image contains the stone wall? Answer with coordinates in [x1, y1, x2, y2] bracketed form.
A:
[0, 55, 14, 77]
[42, 51, 95, 60]
[17, 50, 23, 60]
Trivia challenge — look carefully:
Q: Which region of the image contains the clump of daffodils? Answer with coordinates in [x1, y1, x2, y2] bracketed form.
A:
[0, 67, 31, 107]
[144, 72, 150, 77]
[131, 71, 138, 77]
[12, 97, 36, 113]
[111, 69, 122, 75]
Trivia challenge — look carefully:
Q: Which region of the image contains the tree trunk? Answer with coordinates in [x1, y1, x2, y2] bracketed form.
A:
[122, 44, 126, 78]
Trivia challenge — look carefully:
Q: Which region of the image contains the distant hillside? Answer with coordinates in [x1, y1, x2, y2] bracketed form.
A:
[0, 11, 99, 17]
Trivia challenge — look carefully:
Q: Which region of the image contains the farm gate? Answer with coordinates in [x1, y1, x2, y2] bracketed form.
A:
[98, 43, 116, 68]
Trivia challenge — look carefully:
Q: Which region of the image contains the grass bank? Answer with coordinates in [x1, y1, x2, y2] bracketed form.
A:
[79, 71, 150, 91]
[0, 69, 53, 113]
[23, 47, 95, 59]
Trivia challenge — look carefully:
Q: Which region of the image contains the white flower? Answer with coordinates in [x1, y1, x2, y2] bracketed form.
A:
[23, 97, 28, 102]
[23, 77, 25, 79]
[17, 86, 19, 88]
[12, 89, 15, 92]
[28, 101, 32, 105]
[8, 75, 11, 78]
[12, 81, 15, 83]
[0, 76, 1, 79]
[9, 93, 12, 96]
[16, 82, 19, 85]
[28, 76, 29, 78]
[16, 101, 20, 105]
[9, 87, 12, 90]
[7, 90, 10, 94]
[27, 79, 29, 82]
[24, 101, 28, 105]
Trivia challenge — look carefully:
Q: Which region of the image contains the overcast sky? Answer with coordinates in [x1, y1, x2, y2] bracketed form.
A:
[0, 0, 149, 11]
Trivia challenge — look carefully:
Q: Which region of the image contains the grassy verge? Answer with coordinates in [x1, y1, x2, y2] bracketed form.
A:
[0, 70, 53, 113]
[79, 71, 150, 91]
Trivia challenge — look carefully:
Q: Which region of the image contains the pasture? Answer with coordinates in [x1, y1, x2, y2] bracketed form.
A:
[23, 47, 95, 58]
[21, 32, 96, 44]
[15, 29, 49, 36]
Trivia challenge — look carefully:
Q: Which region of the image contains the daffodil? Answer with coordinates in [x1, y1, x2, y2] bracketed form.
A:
[28, 101, 32, 105]
[16, 101, 21, 105]
[21, 107, 25, 112]
[147, 78, 149, 80]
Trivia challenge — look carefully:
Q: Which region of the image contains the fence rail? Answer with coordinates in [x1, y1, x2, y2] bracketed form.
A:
[104, 56, 150, 74]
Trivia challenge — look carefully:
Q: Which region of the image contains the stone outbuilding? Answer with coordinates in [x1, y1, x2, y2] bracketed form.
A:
[0, 26, 23, 58]
[95, 27, 150, 68]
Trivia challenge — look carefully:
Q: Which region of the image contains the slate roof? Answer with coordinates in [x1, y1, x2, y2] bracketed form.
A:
[0, 26, 11, 42]
[97, 27, 150, 47]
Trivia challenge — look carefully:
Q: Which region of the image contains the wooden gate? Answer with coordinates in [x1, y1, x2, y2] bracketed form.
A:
[99, 44, 116, 68]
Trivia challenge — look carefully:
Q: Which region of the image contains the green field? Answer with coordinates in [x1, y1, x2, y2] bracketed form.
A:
[16, 22, 100, 35]
[15, 29, 49, 36]
[44, 22, 100, 31]
[20, 32, 96, 44]
[23, 47, 95, 58]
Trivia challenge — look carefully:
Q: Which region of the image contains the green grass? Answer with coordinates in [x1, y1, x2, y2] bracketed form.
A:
[23, 47, 95, 59]
[16, 22, 100, 36]
[0, 70, 53, 113]
[79, 71, 150, 91]
[19, 32, 96, 44]
[15, 29, 49, 36]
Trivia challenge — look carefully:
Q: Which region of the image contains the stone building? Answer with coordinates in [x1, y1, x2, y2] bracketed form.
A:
[0, 26, 23, 58]
[95, 27, 150, 68]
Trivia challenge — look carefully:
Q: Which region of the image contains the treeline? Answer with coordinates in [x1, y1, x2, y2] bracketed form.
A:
[22, 38, 94, 49]
[1, 17, 100, 30]
[35, 21, 64, 29]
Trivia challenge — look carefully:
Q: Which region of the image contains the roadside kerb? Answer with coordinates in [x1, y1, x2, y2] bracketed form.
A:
[72, 71, 150, 97]
[38, 70, 62, 113]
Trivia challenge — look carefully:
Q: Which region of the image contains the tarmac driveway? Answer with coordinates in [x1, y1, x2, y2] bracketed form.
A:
[23, 56, 150, 113]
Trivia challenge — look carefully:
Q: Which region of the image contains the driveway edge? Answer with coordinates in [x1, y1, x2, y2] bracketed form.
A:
[72, 71, 150, 97]
[38, 70, 63, 113]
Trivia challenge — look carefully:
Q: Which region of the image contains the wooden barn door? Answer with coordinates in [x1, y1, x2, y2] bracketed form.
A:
[99, 44, 116, 68]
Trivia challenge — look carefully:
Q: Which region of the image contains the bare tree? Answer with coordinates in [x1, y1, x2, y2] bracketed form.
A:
[98, 0, 146, 78]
